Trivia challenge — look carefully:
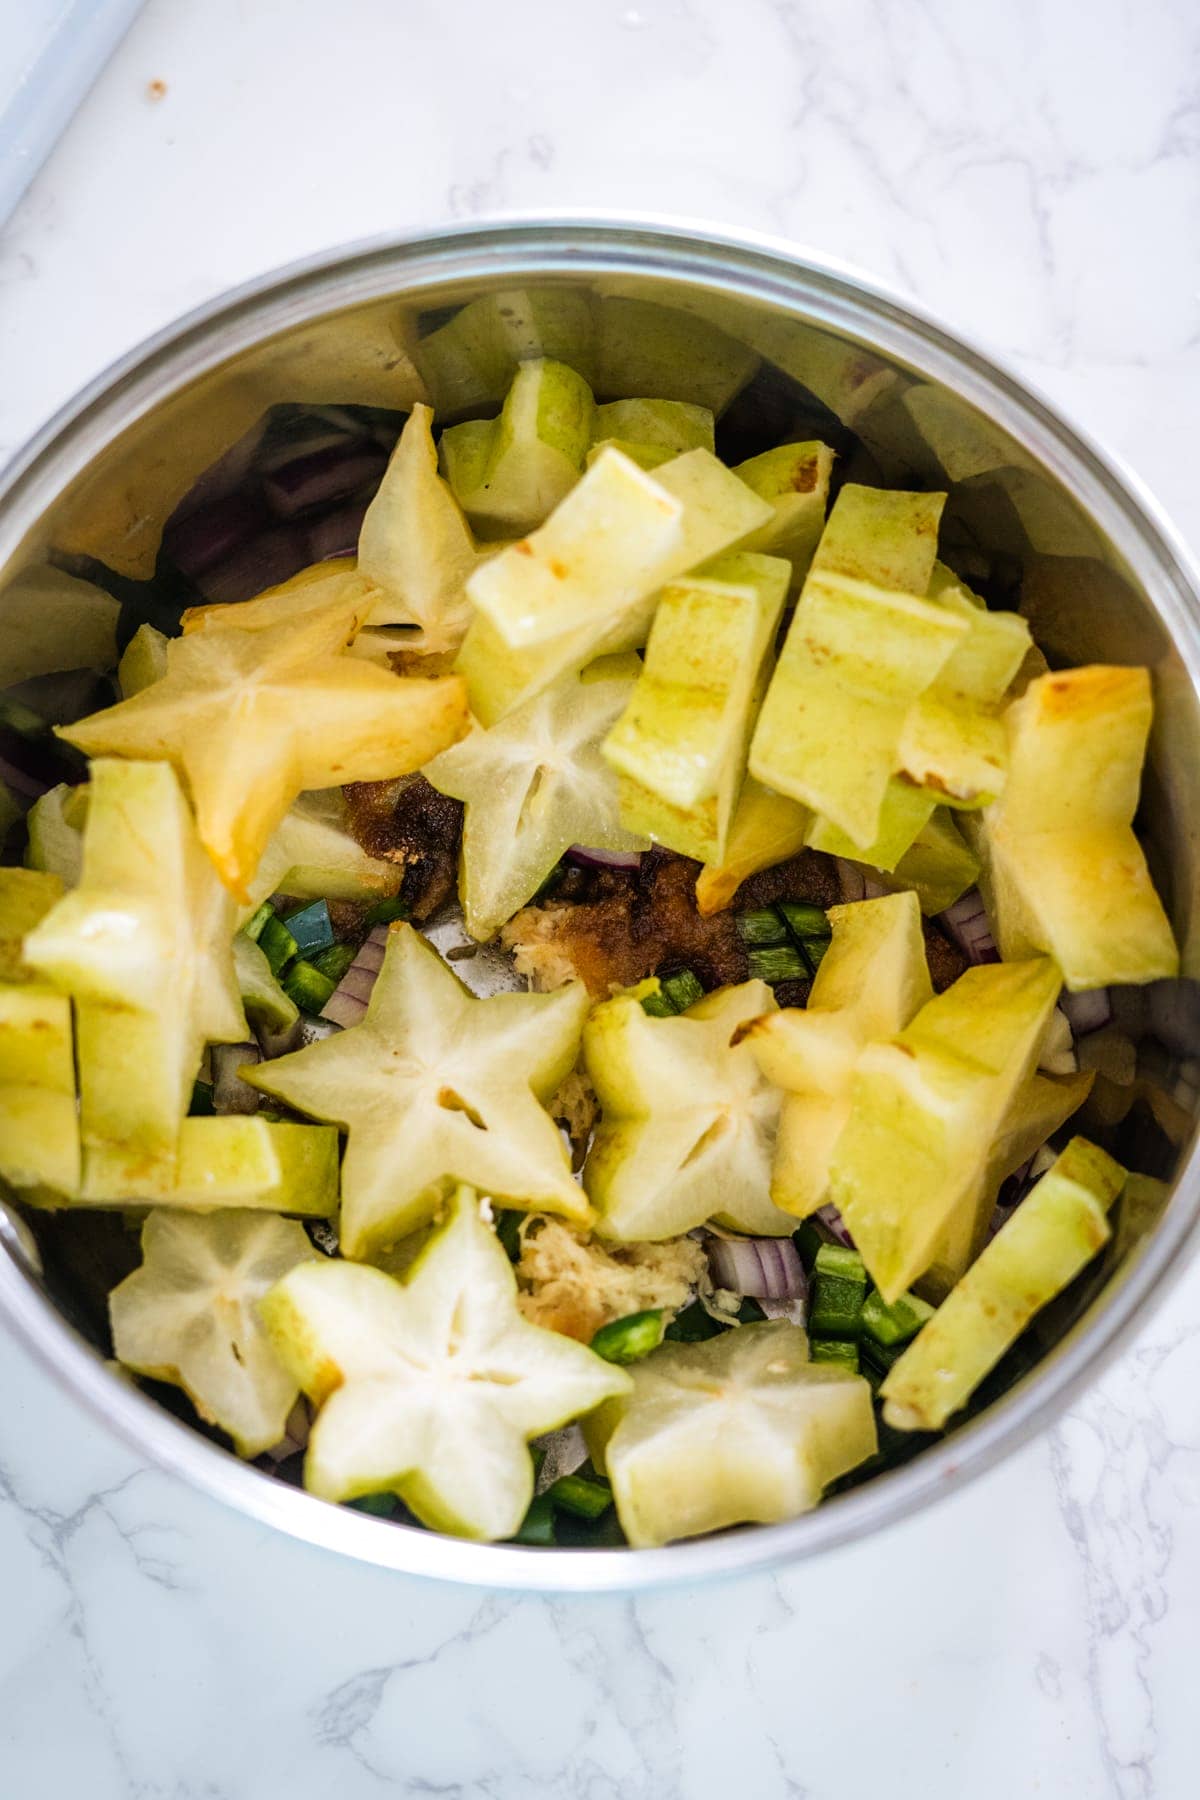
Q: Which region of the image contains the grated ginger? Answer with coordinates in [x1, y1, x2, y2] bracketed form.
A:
[516, 1215, 706, 1343]
[501, 906, 581, 992]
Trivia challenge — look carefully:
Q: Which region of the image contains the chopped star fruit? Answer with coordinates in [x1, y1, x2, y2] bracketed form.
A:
[977, 666, 1178, 989]
[582, 1321, 876, 1547]
[751, 485, 966, 848]
[247, 924, 591, 1258]
[425, 653, 647, 941]
[735, 441, 835, 578]
[583, 979, 796, 1242]
[23, 759, 246, 1198]
[0, 564, 120, 686]
[882, 1137, 1124, 1431]
[411, 288, 598, 414]
[589, 397, 715, 465]
[260, 1186, 631, 1540]
[23, 782, 87, 884]
[110, 1209, 320, 1456]
[603, 552, 789, 864]
[828, 956, 1062, 1301]
[59, 581, 469, 897]
[746, 892, 933, 1217]
[593, 296, 759, 416]
[694, 778, 811, 916]
[440, 358, 595, 537]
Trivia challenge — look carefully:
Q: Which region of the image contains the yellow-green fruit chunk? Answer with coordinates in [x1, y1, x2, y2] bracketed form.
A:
[806, 780, 941, 874]
[750, 485, 964, 848]
[746, 892, 932, 1217]
[735, 441, 835, 579]
[0, 867, 65, 981]
[411, 289, 598, 414]
[248, 924, 590, 1258]
[0, 564, 120, 685]
[583, 1321, 876, 1548]
[22, 759, 246, 1197]
[23, 783, 87, 885]
[591, 398, 715, 460]
[244, 788, 403, 912]
[118, 622, 170, 697]
[978, 666, 1178, 989]
[110, 1208, 320, 1456]
[439, 358, 595, 537]
[604, 552, 789, 863]
[593, 296, 759, 415]
[868, 808, 980, 915]
[0, 1086, 80, 1194]
[583, 979, 795, 1241]
[882, 1137, 1124, 1430]
[694, 778, 811, 915]
[0, 983, 74, 1092]
[425, 654, 647, 942]
[829, 957, 1062, 1301]
[260, 1186, 631, 1540]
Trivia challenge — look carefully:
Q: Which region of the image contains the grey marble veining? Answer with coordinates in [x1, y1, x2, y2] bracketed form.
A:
[2, 0, 1200, 1793]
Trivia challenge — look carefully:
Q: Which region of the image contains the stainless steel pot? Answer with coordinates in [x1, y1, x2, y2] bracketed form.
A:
[2, 219, 1198, 1590]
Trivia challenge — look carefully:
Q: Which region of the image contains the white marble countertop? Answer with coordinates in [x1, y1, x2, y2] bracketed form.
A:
[2, 1, 1200, 1794]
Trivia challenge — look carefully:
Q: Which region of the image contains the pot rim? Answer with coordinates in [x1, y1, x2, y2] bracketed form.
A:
[2, 214, 1198, 1591]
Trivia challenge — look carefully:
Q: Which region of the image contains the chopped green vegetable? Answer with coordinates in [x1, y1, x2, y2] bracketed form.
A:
[860, 1286, 935, 1348]
[803, 937, 829, 972]
[639, 985, 677, 1019]
[257, 913, 300, 977]
[664, 1300, 726, 1342]
[792, 1220, 824, 1270]
[362, 894, 410, 930]
[511, 1492, 557, 1546]
[809, 1243, 867, 1337]
[242, 902, 274, 944]
[778, 901, 831, 941]
[349, 1492, 399, 1518]
[494, 1209, 524, 1262]
[548, 1473, 613, 1520]
[660, 969, 704, 1013]
[283, 899, 335, 957]
[590, 1309, 666, 1364]
[809, 1338, 860, 1372]
[737, 906, 788, 946]
[747, 944, 809, 984]
[282, 959, 337, 1014]
[310, 941, 357, 984]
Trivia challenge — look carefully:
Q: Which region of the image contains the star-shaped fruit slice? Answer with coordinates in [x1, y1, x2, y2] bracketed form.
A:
[423, 653, 648, 942]
[247, 924, 591, 1258]
[59, 585, 469, 898]
[582, 1320, 877, 1548]
[260, 1185, 631, 1540]
[110, 1208, 320, 1456]
[23, 758, 246, 1198]
[583, 979, 796, 1242]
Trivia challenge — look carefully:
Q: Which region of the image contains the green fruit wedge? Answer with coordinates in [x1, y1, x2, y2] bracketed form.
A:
[882, 1137, 1124, 1431]
[118, 622, 170, 697]
[0, 867, 65, 981]
[411, 289, 598, 415]
[735, 441, 835, 579]
[23, 782, 87, 885]
[0, 564, 120, 686]
[439, 358, 595, 537]
[593, 296, 758, 414]
[260, 1185, 631, 1540]
[591, 397, 714, 459]
[694, 778, 811, 916]
[583, 1321, 876, 1547]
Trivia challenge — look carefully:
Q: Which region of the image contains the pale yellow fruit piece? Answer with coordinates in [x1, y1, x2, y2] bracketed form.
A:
[118, 623, 170, 697]
[735, 441, 835, 578]
[829, 957, 1062, 1301]
[583, 1321, 876, 1548]
[883, 1137, 1124, 1430]
[591, 398, 714, 458]
[979, 666, 1177, 989]
[806, 780, 941, 874]
[584, 979, 796, 1241]
[0, 983, 74, 1091]
[248, 925, 591, 1258]
[110, 1208, 320, 1456]
[440, 358, 594, 537]
[694, 778, 811, 916]
[23, 784, 87, 885]
[593, 296, 758, 415]
[425, 654, 646, 942]
[871, 808, 980, 915]
[244, 788, 402, 914]
[0, 867, 65, 981]
[0, 1086, 80, 1194]
[746, 892, 932, 1217]
[260, 1186, 630, 1540]
[0, 565, 120, 685]
[412, 289, 598, 414]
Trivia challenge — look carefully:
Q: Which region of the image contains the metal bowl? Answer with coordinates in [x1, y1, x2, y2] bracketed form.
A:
[2, 219, 1198, 1590]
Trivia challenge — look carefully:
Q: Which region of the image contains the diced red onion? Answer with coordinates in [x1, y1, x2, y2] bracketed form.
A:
[258, 422, 364, 476]
[565, 845, 643, 870]
[1147, 979, 1200, 1058]
[307, 502, 368, 564]
[195, 526, 308, 605]
[169, 417, 269, 522]
[834, 858, 887, 903]
[321, 925, 389, 1029]
[1060, 988, 1113, 1037]
[706, 1233, 808, 1303]
[212, 1042, 263, 1114]
[939, 889, 999, 964]
[1109, 985, 1148, 1039]
[298, 1014, 342, 1048]
[814, 1202, 855, 1247]
[162, 491, 266, 579]
[263, 446, 386, 520]
[757, 1296, 809, 1325]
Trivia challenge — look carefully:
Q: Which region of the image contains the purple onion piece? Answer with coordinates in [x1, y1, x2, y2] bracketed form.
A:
[565, 845, 643, 871]
[706, 1233, 808, 1303]
[0, 755, 46, 802]
[833, 858, 887, 903]
[1147, 978, 1200, 1058]
[814, 1202, 855, 1247]
[263, 445, 387, 520]
[195, 526, 309, 605]
[1060, 987, 1113, 1037]
[320, 926, 390, 1029]
[307, 502, 368, 564]
[162, 491, 267, 580]
[939, 888, 999, 964]
[258, 423, 364, 476]
[169, 417, 269, 523]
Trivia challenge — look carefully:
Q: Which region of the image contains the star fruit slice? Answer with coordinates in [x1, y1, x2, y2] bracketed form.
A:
[745, 891, 933, 1218]
[424, 653, 648, 942]
[110, 1208, 321, 1456]
[978, 665, 1177, 989]
[59, 585, 469, 899]
[693, 778, 811, 916]
[247, 924, 590, 1259]
[582, 1321, 876, 1548]
[734, 441, 835, 578]
[603, 552, 790, 864]
[439, 358, 595, 538]
[0, 564, 120, 686]
[828, 956, 1063, 1302]
[23, 759, 246, 1198]
[411, 288, 598, 414]
[583, 979, 796, 1242]
[882, 1137, 1125, 1431]
[260, 1185, 631, 1540]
